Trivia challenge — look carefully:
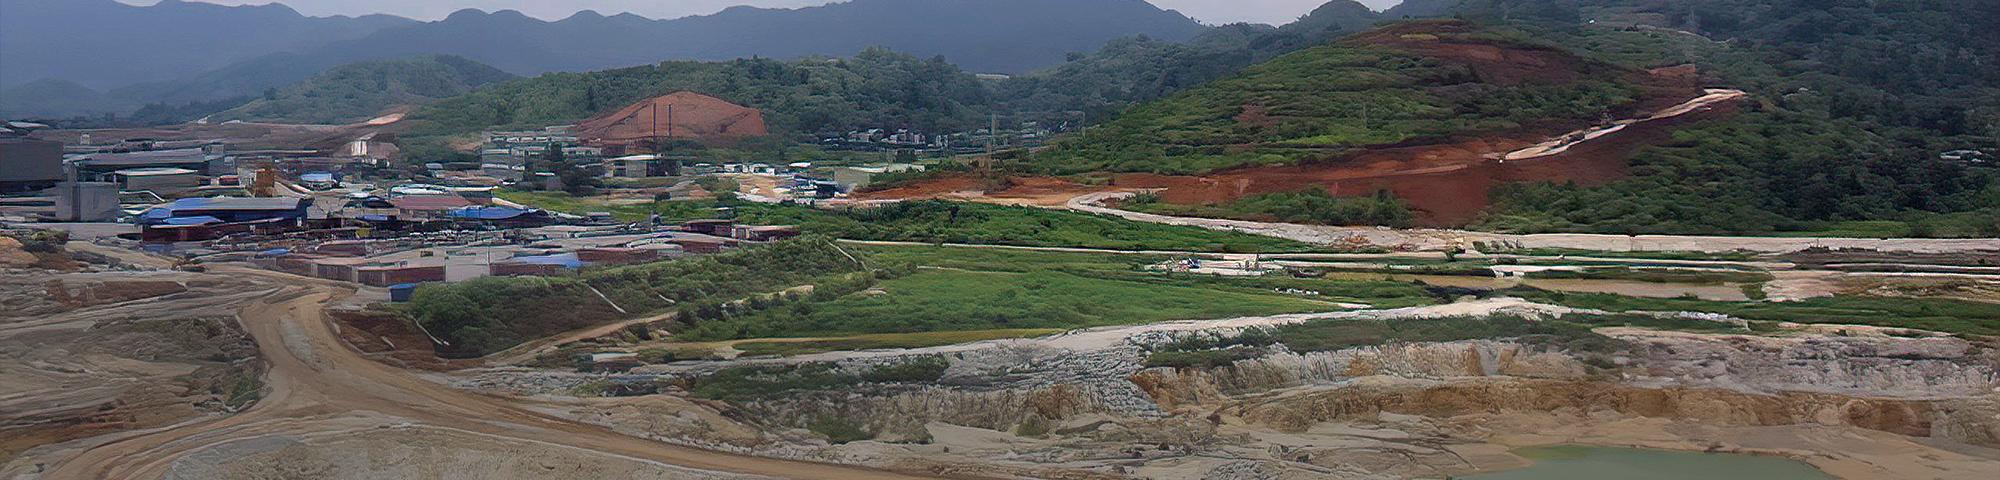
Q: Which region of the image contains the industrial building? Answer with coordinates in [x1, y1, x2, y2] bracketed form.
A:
[136, 197, 313, 227]
[49, 182, 120, 222]
[109, 167, 203, 194]
[68, 148, 219, 181]
[605, 154, 682, 178]
[0, 129, 63, 193]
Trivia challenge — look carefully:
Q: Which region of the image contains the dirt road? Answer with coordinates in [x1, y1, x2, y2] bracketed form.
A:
[1068, 191, 2000, 254]
[36, 265, 944, 480]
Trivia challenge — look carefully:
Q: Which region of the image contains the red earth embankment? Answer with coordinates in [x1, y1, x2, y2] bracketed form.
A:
[866, 21, 1745, 226]
[1115, 96, 1741, 226]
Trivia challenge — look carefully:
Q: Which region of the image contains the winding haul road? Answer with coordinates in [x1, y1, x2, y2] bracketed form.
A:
[1068, 191, 2000, 254]
[39, 263, 941, 480]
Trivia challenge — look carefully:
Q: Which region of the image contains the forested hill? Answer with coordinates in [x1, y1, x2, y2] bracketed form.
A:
[997, 0, 1389, 119]
[1012, 0, 1996, 237]
[0, 0, 413, 90]
[406, 49, 991, 138]
[303, 0, 1204, 78]
[1452, 0, 2000, 237]
[1029, 20, 1656, 175]
[2, 0, 1202, 120]
[210, 56, 517, 125]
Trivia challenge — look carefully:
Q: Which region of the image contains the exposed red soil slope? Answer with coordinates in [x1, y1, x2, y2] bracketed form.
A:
[1347, 21, 1592, 87]
[1117, 99, 1739, 226]
[1110, 23, 1729, 227]
[577, 91, 768, 147]
[854, 175, 1110, 207]
[870, 21, 1736, 226]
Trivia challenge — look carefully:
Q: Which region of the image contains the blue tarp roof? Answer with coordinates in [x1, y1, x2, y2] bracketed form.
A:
[448, 206, 530, 220]
[300, 173, 336, 182]
[138, 208, 175, 221]
[137, 197, 309, 226]
[161, 216, 223, 226]
[508, 253, 584, 269]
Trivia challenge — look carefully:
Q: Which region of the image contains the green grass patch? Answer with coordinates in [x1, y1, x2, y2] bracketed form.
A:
[403, 237, 869, 357]
[733, 329, 1064, 357]
[1068, 269, 1441, 309]
[1271, 315, 1625, 354]
[677, 268, 1331, 341]
[1527, 267, 1773, 284]
[1145, 347, 1268, 368]
[1140, 312, 1778, 370]
[808, 416, 876, 444]
[1504, 288, 2000, 336]
[495, 190, 658, 221]
[850, 244, 1167, 273]
[1125, 188, 1415, 228]
[499, 194, 1321, 253]
[690, 357, 949, 402]
[1478, 246, 1763, 262]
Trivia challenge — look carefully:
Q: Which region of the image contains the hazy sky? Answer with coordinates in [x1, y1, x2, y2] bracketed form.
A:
[122, 0, 1407, 26]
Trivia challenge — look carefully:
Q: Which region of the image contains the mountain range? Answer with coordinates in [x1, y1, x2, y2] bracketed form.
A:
[210, 55, 518, 125]
[0, 0, 1208, 119]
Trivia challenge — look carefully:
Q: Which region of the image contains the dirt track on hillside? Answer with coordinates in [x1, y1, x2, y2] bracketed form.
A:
[1067, 191, 2000, 254]
[1112, 88, 1746, 226]
[26, 265, 944, 480]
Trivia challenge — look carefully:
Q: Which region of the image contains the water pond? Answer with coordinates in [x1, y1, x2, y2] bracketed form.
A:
[1462, 445, 1831, 480]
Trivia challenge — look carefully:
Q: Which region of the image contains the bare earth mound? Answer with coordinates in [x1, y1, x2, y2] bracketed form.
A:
[577, 91, 769, 147]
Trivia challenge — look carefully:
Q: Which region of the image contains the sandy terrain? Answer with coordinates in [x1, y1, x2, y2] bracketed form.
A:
[5, 261, 947, 480]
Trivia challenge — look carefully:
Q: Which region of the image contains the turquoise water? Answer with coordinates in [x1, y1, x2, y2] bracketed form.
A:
[1463, 445, 1832, 480]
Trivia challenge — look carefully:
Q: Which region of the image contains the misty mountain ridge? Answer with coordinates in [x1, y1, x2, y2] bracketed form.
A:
[1, 0, 1211, 119]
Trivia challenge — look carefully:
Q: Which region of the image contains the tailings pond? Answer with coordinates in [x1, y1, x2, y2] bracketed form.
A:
[1465, 445, 1831, 480]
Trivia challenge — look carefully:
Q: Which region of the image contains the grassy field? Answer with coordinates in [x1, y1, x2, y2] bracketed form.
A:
[732, 329, 1065, 357]
[495, 190, 658, 221]
[500, 192, 1322, 253]
[403, 238, 869, 357]
[1479, 247, 1765, 262]
[1528, 267, 1773, 284]
[851, 244, 1167, 272]
[1141, 313, 1775, 369]
[1505, 288, 2000, 336]
[678, 268, 1332, 341]
[690, 357, 950, 402]
[675, 244, 1453, 343]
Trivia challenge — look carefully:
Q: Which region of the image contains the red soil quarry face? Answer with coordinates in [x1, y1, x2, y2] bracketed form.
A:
[576, 91, 769, 146]
[1105, 22, 1734, 228]
[855, 175, 1110, 207]
[869, 22, 1735, 226]
[1117, 99, 1741, 227]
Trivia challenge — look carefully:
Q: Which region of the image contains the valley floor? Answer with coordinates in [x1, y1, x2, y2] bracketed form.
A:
[5, 208, 1997, 479]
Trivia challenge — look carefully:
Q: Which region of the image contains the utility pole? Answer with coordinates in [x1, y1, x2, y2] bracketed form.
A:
[645, 102, 658, 153]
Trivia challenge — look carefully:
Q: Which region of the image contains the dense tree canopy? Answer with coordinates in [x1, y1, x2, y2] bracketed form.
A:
[408, 48, 993, 138]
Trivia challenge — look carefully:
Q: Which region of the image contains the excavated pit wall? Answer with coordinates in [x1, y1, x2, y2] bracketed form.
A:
[734, 328, 2000, 448]
[461, 315, 2000, 453]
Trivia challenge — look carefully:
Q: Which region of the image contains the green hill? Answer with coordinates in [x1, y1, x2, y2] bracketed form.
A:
[996, 0, 1386, 122]
[1454, 0, 2000, 236]
[1030, 0, 1999, 236]
[407, 48, 990, 138]
[1030, 20, 1647, 175]
[212, 55, 517, 125]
